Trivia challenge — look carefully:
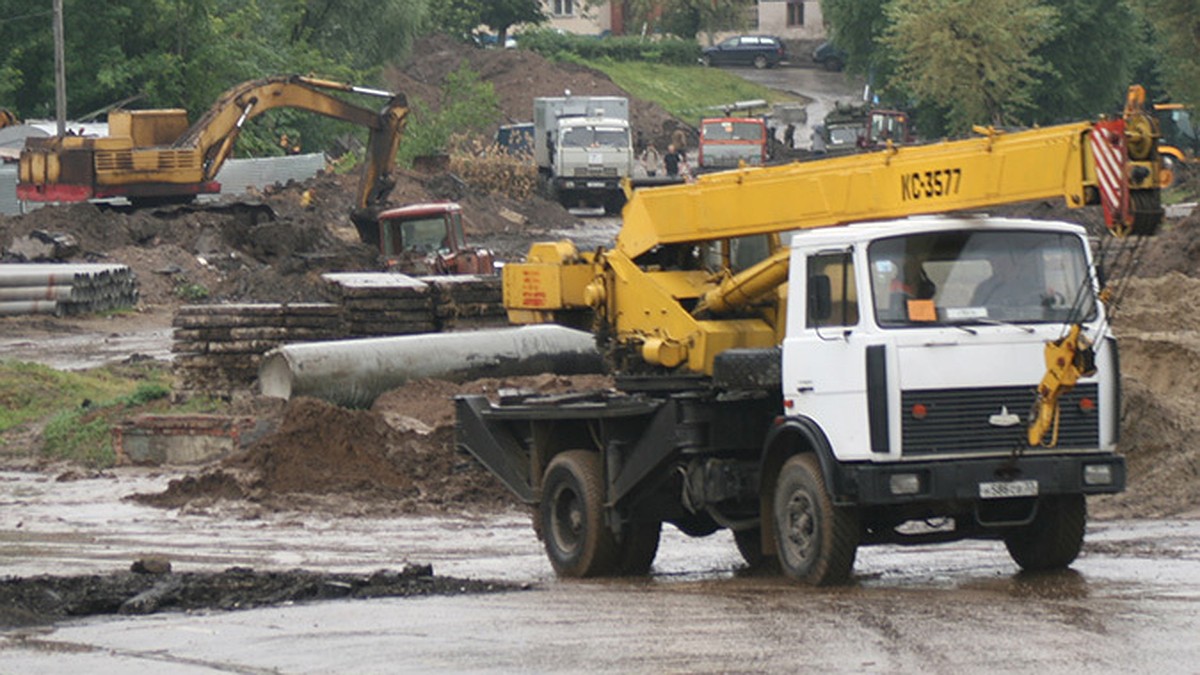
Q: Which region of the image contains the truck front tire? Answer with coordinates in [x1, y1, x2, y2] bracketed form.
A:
[541, 450, 618, 578]
[1004, 494, 1086, 572]
[772, 454, 859, 585]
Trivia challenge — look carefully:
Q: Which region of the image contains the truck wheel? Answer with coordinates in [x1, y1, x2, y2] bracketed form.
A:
[772, 454, 859, 585]
[733, 528, 778, 571]
[1004, 494, 1086, 572]
[541, 450, 618, 578]
[615, 520, 662, 576]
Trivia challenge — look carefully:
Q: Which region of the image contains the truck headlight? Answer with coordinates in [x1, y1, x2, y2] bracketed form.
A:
[889, 473, 921, 495]
[1083, 463, 1113, 486]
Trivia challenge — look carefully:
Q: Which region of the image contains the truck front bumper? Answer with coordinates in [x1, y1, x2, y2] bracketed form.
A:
[837, 453, 1125, 507]
[555, 177, 621, 191]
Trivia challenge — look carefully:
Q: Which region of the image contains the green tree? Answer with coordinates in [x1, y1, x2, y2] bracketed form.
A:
[881, 0, 1059, 133]
[1126, 0, 1200, 105]
[1027, 0, 1147, 123]
[431, 0, 546, 44]
[396, 62, 502, 166]
[819, 0, 890, 73]
[288, 0, 428, 72]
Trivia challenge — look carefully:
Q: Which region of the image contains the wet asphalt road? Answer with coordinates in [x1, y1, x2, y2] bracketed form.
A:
[1, 470, 1199, 673]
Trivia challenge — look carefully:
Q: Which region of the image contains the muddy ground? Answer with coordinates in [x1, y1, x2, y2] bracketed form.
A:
[0, 562, 516, 629]
[2, 37, 1199, 632]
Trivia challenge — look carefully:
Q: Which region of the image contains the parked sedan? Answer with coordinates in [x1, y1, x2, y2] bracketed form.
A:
[700, 35, 787, 69]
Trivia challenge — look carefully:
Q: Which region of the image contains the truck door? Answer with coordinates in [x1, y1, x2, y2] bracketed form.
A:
[783, 249, 882, 460]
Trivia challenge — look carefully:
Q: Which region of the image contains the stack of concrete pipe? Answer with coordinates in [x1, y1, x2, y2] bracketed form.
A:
[0, 263, 138, 316]
[422, 275, 508, 331]
[172, 303, 343, 398]
[322, 273, 437, 337]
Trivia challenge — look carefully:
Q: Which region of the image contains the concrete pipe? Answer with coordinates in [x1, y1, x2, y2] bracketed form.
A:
[0, 286, 72, 301]
[258, 324, 605, 408]
[0, 300, 59, 315]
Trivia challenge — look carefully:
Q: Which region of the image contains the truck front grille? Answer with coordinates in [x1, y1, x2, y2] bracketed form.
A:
[573, 167, 618, 177]
[900, 384, 1099, 456]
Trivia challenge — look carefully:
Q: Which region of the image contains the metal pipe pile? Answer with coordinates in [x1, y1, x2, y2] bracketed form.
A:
[0, 263, 139, 316]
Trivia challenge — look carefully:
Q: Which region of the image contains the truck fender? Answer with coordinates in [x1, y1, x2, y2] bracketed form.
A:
[757, 416, 839, 557]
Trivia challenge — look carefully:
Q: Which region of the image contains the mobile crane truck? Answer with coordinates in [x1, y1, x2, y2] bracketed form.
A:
[455, 87, 1164, 584]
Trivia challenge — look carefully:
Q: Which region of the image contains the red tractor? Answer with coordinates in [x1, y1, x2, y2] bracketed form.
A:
[375, 202, 496, 275]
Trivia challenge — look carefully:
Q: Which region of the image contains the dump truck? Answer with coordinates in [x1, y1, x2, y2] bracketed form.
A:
[821, 102, 912, 155]
[698, 116, 769, 170]
[456, 87, 1163, 584]
[374, 202, 495, 275]
[534, 95, 633, 213]
[16, 75, 407, 233]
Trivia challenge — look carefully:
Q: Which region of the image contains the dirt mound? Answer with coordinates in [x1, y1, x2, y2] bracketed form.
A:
[1133, 208, 1200, 278]
[0, 167, 581, 310]
[1093, 274, 1200, 518]
[0, 564, 514, 628]
[132, 374, 614, 515]
[388, 34, 693, 150]
[1111, 272, 1200, 332]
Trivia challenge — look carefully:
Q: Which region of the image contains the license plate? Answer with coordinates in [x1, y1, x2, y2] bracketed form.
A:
[587, 181, 606, 188]
[979, 479, 1039, 499]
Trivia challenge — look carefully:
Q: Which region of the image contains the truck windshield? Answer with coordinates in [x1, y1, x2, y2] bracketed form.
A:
[561, 126, 629, 149]
[827, 125, 862, 147]
[868, 229, 1096, 327]
[703, 121, 765, 142]
[395, 216, 450, 254]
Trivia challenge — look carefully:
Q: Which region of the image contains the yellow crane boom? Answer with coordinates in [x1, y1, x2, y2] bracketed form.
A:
[504, 89, 1163, 450]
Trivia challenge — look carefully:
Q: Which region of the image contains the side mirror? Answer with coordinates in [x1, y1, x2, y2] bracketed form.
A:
[809, 274, 832, 323]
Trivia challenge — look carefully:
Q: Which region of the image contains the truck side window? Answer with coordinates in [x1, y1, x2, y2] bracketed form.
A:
[807, 252, 858, 328]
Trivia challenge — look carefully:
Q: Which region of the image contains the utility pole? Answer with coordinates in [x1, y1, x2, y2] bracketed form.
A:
[53, 0, 67, 136]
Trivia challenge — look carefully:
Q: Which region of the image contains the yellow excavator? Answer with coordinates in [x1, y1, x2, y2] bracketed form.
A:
[454, 86, 1163, 583]
[16, 75, 407, 221]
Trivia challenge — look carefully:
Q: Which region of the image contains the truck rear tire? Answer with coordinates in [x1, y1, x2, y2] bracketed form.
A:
[615, 520, 661, 576]
[1004, 494, 1086, 572]
[772, 454, 859, 585]
[541, 450, 618, 578]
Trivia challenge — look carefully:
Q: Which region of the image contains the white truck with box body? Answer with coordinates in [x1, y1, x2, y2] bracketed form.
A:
[534, 95, 633, 213]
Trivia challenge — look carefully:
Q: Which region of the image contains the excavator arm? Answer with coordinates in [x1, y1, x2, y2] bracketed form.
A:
[17, 75, 408, 215]
[177, 75, 408, 211]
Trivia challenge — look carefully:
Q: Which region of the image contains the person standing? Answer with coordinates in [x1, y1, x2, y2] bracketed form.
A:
[784, 123, 796, 150]
[641, 143, 661, 177]
[664, 144, 682, 177]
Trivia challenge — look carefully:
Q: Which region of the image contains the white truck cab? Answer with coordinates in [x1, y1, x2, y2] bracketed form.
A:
[781, 215, 1120, 505]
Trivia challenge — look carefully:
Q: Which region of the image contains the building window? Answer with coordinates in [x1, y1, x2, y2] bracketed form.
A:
[787, 0, 805, 26]
[554, 0, 575, 16]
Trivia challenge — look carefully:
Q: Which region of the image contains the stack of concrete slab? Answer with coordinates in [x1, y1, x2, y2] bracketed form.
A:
[0, 263, 138, 316]
[321, 273, 436, 338]
[172, 303, 341, 398]
[421, 275, 508, 331]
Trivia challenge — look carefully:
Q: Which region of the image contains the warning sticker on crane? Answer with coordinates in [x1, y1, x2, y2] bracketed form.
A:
[1089, 119, 1129, 232]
